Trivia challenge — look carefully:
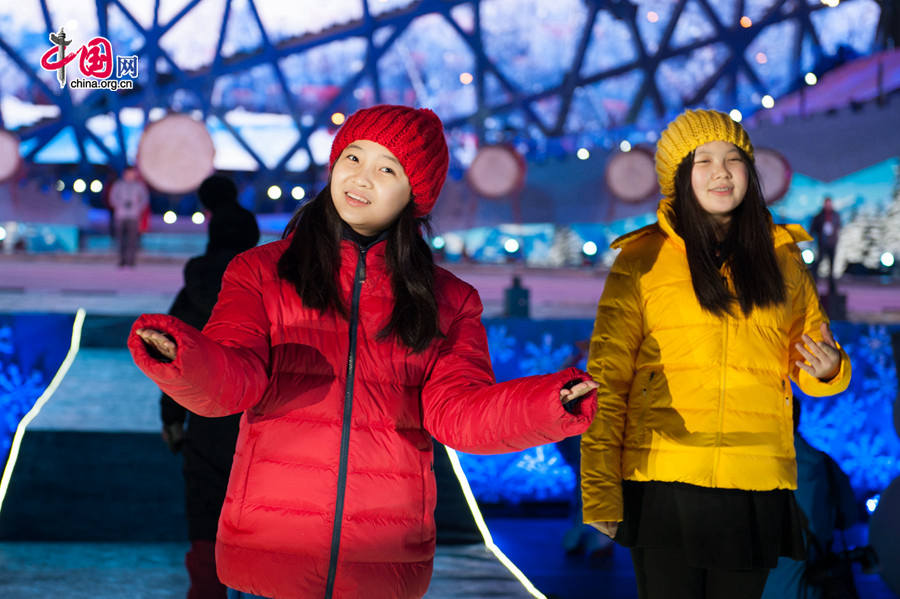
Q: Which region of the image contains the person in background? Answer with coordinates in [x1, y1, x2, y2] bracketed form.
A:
[196, 175, 260, 251]
[108, 167, 150, 267]
[129, 105, 599, 599]
[161, 174, 260, 599]
[761, 397, 859, 599]
[503, 275, 530, 318]
[582, 109, 852, 599]
[809, 196, 841, 291]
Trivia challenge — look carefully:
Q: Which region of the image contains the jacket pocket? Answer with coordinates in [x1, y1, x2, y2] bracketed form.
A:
[232, 430, 258, 530]
[626, 370, 654, 448]
[421, 456, 436, 544]
[639, 370, 656, 447]
[780, 377, 794, 453]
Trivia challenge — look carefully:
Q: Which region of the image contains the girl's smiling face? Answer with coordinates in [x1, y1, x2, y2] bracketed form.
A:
[690, 140, 749, 225]
[330, 139, 412, 236]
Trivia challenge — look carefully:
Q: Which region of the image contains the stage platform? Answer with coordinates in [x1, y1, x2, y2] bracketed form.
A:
[0, 541, 542, 599]
[1, 251, 899, 321]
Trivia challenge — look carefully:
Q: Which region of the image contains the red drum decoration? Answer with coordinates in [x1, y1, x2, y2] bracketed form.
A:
[754, 147, 792, 205]
[604, 146, 658, 203]
[137, 114, 215, 194]
[0, 130, 21, 183]
[466, 144, 526, 198]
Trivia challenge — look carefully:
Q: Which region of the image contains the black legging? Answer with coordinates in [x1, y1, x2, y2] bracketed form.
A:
[631, 545, 770, 599]
[815, 244, 837, 282]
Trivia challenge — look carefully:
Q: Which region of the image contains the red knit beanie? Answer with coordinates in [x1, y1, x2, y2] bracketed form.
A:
[329, 105, 449, 217]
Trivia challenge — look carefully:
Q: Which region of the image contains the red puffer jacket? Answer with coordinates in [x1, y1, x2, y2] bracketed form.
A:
[129, 237, 597, 599]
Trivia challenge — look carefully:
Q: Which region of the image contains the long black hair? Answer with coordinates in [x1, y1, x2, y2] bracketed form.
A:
[669, 148, 786, 317]
[276, 184, 442, 353]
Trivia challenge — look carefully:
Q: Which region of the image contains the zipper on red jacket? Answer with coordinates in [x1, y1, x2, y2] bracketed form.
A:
[324, 244, 367, 599]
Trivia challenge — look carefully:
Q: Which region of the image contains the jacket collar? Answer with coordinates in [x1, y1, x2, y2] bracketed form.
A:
[340, 222, 389, 249]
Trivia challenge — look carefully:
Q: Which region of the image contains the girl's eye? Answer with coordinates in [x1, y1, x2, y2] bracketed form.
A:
[346, 154, 358, 162]
[694, 159, 710, 164]
[381, 167, 395, 175]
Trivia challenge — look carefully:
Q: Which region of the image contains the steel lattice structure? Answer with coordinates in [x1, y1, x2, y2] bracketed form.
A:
[0, 0, 883, 187]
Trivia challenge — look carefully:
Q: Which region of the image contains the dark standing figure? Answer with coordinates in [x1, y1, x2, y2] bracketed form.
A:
[761, 398, 859, 599]
[503, 275, 530, 317]
[161, 174, 260, 599]
[809, 196, 842, 292]
[109, 167, 150, 267]
[195, 175, 260, 250]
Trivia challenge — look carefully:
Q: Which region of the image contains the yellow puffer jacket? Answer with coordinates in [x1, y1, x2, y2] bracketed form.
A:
[581, 202, 851, 524]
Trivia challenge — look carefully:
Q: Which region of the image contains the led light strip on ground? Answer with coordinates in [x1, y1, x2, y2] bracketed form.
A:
[0, 308, 86, 514]
[443, 444, 548, 599]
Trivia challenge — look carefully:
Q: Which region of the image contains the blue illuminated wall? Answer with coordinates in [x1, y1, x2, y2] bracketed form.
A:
[0, 313, 896, 505]
[458, 319, 900, 504]
[0, 314, 74, 470]
[797, 323, 899, 494]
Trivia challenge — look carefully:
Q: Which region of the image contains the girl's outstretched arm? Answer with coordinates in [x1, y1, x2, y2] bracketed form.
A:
[421, 286, 597, 455]
[128, 252, 272, 416]
[788, 252, 851, 395]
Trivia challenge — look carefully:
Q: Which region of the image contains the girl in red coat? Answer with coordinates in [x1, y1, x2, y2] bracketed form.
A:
[130, 105, 598, 599]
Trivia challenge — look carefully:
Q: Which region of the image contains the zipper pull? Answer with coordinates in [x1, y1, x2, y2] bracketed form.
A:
[358, 247, 368, 282]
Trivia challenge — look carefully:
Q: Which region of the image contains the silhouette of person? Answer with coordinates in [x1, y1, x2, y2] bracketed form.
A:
[160, 174, 260, 599]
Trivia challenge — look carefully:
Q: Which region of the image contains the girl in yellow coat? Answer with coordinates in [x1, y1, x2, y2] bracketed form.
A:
[581, 109, 851, 599]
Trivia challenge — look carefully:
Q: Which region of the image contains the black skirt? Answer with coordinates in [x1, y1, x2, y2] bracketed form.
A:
[615, 480, 806, 570]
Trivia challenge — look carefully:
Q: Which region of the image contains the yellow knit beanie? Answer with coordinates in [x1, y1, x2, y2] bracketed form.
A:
[655, 109, 754, 200]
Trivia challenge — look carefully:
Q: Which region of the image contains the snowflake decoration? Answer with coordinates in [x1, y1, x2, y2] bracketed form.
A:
[799, 323, 900, 496]
[486, 325, 517, 366]
[519, 333, 573, 376]
[0, 362, 46, 462]
[0, 326, 12, 355]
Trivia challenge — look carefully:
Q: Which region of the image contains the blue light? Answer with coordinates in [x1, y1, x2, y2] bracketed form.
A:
[866, 494, 880, 513]
[432, 236, 445, 250]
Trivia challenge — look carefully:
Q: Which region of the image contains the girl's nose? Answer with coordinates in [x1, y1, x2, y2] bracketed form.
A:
[352, 171, 373, 187]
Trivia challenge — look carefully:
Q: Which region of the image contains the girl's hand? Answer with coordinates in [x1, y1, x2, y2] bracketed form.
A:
[136, 328, 177, 362]
[560, 379, 599, 404]
[589, 521, 619, 539]
[795, 322, 841, 381]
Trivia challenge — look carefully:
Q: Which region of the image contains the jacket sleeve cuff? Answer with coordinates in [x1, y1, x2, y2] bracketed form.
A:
[796, 346, 851, 397]
[582, 488, 624, 523]
[556, 367, 598, 430]
[128, 313, 200, 386]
